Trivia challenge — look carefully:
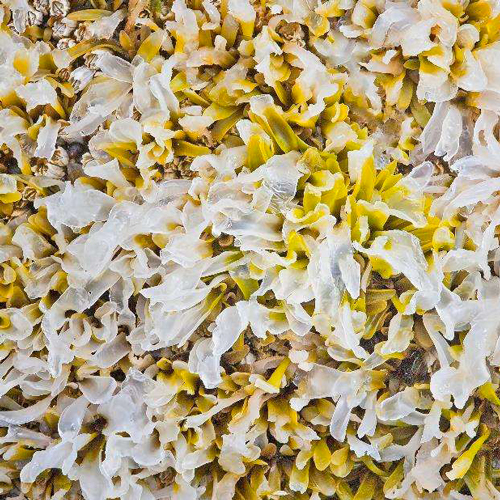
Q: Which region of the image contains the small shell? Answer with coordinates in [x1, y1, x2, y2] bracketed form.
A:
[21, 186, 37, 202]
[51, 17, 77, 39]
[83, 51, 103, 70]
[56, 37, 77, 50]
[50, 147, 69, 167]
[73, 23, 91, 42]
[33, 0, 50, 15]
[34, 162, 66, 180]
[26, 8, 44, 26]
[49, 0, 70, 17]
[218, 234, 234, 247]
[56, 67, 72, 81]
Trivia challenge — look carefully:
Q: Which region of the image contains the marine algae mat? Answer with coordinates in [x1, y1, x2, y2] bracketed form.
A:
[0, 0, 500, 498]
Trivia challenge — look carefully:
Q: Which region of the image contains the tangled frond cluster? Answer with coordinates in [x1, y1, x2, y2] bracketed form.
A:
[1, 0, 500, 498]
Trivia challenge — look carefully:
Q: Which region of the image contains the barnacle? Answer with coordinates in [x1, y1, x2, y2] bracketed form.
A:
[1, 0, 500, 498]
